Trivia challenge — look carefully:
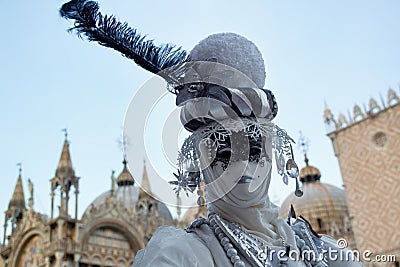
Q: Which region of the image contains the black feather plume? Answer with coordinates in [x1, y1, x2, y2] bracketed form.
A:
[60, 0, 189, 88]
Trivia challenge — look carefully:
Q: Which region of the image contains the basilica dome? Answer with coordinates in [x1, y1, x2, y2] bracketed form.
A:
[82, 160, 173, 222]
[279, 156, 356, 248]
[87, 185, 139, 212]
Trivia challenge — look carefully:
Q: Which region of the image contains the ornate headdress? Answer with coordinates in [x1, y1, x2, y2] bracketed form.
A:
[60, 0, 303, 203]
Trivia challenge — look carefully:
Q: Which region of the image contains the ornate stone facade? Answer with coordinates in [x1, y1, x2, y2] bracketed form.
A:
[0, 136, 195, 267]
[324, 88, 400, 264]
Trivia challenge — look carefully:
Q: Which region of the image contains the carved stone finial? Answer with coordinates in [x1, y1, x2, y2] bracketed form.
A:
[368, 97, 381, 115]
[337, 113, 348, 129]
[387, 88, 399, 106]
[323, 101, 337, 132]
[353, 104, 365, 122]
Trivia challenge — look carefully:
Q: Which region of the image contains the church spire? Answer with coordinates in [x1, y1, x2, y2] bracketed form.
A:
[56, 131, 74, 177]
[4, 165, 27, 245]
[50, 132, 79, 219]
[116, 158, 135, 186]
[139, 161, 152, 199]
[7, 166, 26, 217]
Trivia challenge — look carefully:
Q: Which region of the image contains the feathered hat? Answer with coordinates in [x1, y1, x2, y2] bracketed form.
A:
[60, 0, 303, 199]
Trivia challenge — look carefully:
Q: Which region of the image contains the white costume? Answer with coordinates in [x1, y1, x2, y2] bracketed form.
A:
[132, 34, 362, 267]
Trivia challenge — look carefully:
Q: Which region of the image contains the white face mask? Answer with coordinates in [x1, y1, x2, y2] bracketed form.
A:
[197, 134, 273, 208]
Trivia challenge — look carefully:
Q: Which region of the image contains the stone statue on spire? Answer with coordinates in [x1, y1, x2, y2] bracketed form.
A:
[28, 178, 34, 209]
[110, 170, 116, 196]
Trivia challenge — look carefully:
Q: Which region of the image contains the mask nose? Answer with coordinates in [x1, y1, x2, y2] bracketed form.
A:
[244, 159, 272, 193]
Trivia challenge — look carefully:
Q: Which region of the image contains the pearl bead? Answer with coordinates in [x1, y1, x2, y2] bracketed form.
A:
[214, 227, 222, 235]
[218, 233, 226, 239]
[224, 243, 233, 251]
[227, 248, 237, 257]
[234, 260, 245, 267]
[220, 237, 230, 246]
[230, 255, 240, 264]
[209, 218, 216, 226]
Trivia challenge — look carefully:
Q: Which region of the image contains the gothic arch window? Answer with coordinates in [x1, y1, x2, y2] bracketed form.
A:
[137, 199, 155, 215]
[81, 226, 136, 266]
[16, 235, 45, 267]
[79, 254, 89, 267]
[117, 259, 127, 267]
[92, 255, 101, 266]
[105, 257, 115, 266]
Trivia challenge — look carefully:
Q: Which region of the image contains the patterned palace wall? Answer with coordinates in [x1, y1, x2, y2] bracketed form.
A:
[328, 102, 400, 254]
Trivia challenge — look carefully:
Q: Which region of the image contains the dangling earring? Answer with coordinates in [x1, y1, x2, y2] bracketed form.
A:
[275, 150, 288, 185]
[294, 177, 303, 197]
[197, 188, 205, 206]
[286, 144, 303, 197]
[195, 172, 206, 206]
[273, 126, 303, 197]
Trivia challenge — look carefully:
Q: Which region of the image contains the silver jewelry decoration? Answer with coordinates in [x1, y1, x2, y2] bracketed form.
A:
[288, 209, 329, 267]
[291, 222, 328, 267]
[170, 118, 302, 198]
[209, 214, 264, 267]
[186, 210, 331, 267]
[273, 125, 303, 197]
[169, 169, 199, 197]
[186, 215, 269, 267]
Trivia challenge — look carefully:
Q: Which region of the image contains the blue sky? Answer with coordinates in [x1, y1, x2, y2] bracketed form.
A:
[0, 0, 399, 232]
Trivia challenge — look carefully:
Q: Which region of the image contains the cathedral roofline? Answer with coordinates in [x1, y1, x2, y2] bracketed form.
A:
[324, 88, 399, 135]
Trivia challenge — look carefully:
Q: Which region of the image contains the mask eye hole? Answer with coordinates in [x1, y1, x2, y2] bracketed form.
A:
[249, 146, 262, 157]
[175, 84, 184, 91]
[216, 147, 232, 160]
